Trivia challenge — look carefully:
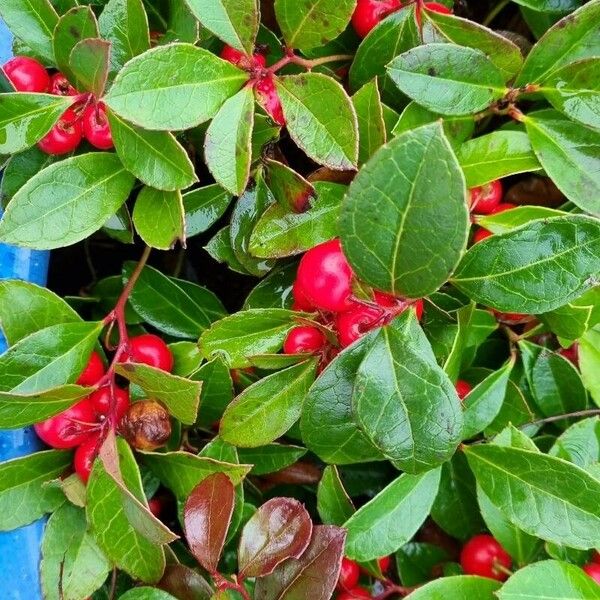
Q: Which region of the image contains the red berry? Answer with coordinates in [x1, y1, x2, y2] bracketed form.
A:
[292, 280, 315, 312]
[490, 202, 516, 214]
[338, 587, 371, 600]
[336, 303, 383, 348]
[90, 386, 130, 422]
[492, 310, 529, 325]
[424, 2, 452, 13]
[559, 344, 579, 368]
[583, 563, 600, 585]
[460, 534, 512, 581]
[296, 239, 354, 312]
[37, 107, 83, 155]
[74, 433, 101, 483]
[3, 56, 49, 92]
[220, 45, 267, 69]
[34, 399, 98, 449]
[469, 180, 503, 214]
[148, 497, 163, 518]
[76, 351, 105, 386]
[48, 72, 77, 96]
[337, 558, 360, 591]
[351, 0, 402, 38]
[283, 326, 326, 354]
[82, 101, 113, 150]
[378, 555, 391, 573]
[473, 228, 493, 244]
[255, 74, 285, 126]
[128, 334, 174, 372]
[455, 379, 472, 400]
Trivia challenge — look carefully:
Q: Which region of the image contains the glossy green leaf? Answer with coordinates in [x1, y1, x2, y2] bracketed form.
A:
[125, 263, 226, 339]
[344, 469, 441, 561]
[317, 465, 355, 526]
[0, 450, 70, 530]
[69, 38, 110, 96]
[192, 357, 233, 427]
[340, 122, 468, 297]
[476, 206, 566, 234]
[511, 0, 579, 11]
[205, 225, 250, 274]
[549, 417, 600, 478]
[103, 204, 133, 244]
[540, 287, 600, 341]
[352, 79, 386, 165]
[0, 153, 135, 250]
[457, 131, 541, 188]
[105, 44, 248, 131]
[161, 0, 199, 44]
[237, 444, 307, 476]
[264, 158, 316, 213]
[220, 359, 317, 447]
[108, 111, 197, 191]
[388, 44, 507, 116]
[0, 93, 74, 154]
[452, 215, 600, 313]
[395, 542, 451, 586]
[119, 589, 178, 600]
[465, 444, 600, 549]
[443, 303, 475, 382]
[406, 575, 501, 600]
[243, 263, 296, 310]
[275, 0, 356, 51]
[204, 86, 254, 196]
[484, 379, 536, 437]
[183, 185, 232, 238]
[524, 110, 600, 215]
[276, 73, 358, 170]
[580, 326, 600, 406]
[133, 187, 185, 250]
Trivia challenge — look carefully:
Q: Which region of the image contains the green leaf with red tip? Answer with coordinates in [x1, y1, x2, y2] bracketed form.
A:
[264, 158, 316, 213]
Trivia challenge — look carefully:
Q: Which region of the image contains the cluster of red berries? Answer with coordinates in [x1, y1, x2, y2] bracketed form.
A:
[469, 180, 516, 243]
[337, 556, 391, 599]
[34, 334, 173, 482]
[283, 239, 424, 367]
[2, 56, 113, 155]
[220, 45, 285, 126]
[351, 0, 452, 38]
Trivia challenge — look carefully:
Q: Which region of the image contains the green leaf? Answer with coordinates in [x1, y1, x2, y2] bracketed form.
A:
[192, 356, 234, 428]
[344, 469, 440, 561]
[115, 362, 201, 424]
[549, 417, 600, 478]
[69, 38, 110, 96]
[119, 589, 178, 600]
[0, 0, 58, 62]
[476, 205, 566, 235]
[317, 465, 355, 526]
[183, 185, 232, 238]
[108, 111, 197, 191]
[540, 287, 600, 341]
[340, 122, 468, 297]
[580, 326, 600, 406]
[457, 131, 541, 188]
[161, 0, 199, 44]
[395, 542, 450, 586]
[98, 0, 150, 77]
[353, 311, 463, 473]
[276, 73, 358, 170]
[511, 0, 580, 11]
[220, 359, 317, 447]
[183, 0, 258, 54]
[524, 109, 600, 215]
[516, 1, 600, 85]
[199, 309, 299, 368]
[388, 44, 507, 116]
[465, 444, 600, 549]
[41, 504, 110, 600]
[0, 153, 135, 250]
[443, 302, 475, 382]
[105, 44, 248, 131]
[141, 451, 250, 500]
[205, 225, 250, 274]
[204, 86, 254, 196]
[0, 321, 101, 394]
[0, 450, 70, 530]
[264, 158, 316, 213]
[497, 560, 600, 599]
[125, 263, 226, 339]
[352, 79, 386, 165]
[237, 443, 307, 476]
[133, 187, 185, 250]
[301, 333, 384, 464]
[103, 204, 134, 244]
[462, 358, 514, 439]
[249, 181, 344, 258]
[275, 0, 356, 51]
[0, 93, 74, 154]
[485, 379, 536, 437]
[0, 279, 80, 345]
[405, 575, 501, 600]
[451, 215, 600, 313]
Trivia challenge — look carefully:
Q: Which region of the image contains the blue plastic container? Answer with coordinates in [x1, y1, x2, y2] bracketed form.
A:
[0, 18, 50, 599]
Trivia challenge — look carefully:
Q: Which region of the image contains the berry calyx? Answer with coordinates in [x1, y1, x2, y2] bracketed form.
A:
[336, 303, 383, 348]
[424, 2, 452, 14]
[351, 0, 402, 38]
[296, 239, 354, 312]
[583, 563, 600, 585]
[90, 386, 130, 422]
[82, 101, 113, 150]
[460, 534, 512, 581]
[74, 433, 101, 483]
[76, 351, 105, 386]
[469, 180, 503, 214]
[3, 56, 49, 92]
[337, 587, 371, 600]
[337, 557, 360, 591]
[283, 326, 326, 354]
[127, 334, 174, 372]
[455, 379, 472, 400]
[49, 72, 77, 96]
[37, 107, 83, 155]
[34, 399, 98, 449]
[255, 74, 286, 126]
[473, 228, 492, 244]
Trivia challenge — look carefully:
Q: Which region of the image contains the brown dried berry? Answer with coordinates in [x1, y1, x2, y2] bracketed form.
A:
[119, 399, 171, 451]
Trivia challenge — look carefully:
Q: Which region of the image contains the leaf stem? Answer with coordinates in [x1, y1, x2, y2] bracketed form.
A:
[268, 51, 354, 74]
[523, 409, 600, 428]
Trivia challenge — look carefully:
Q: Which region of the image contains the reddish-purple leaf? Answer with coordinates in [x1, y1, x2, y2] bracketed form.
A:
[157, 564, 213, 600]
[254, 525, 347, 600]
[184, 472, 235, 574]
[238, 497, 313, 578]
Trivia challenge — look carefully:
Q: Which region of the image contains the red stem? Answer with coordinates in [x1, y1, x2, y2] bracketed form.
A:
[268, 50, 354, 74]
